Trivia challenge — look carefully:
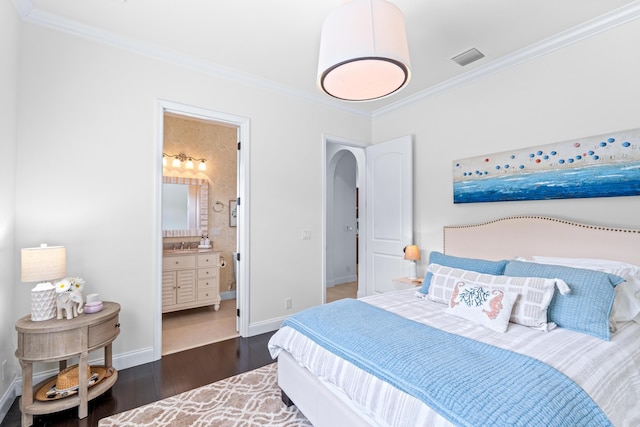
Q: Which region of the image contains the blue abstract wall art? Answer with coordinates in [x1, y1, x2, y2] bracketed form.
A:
[453, 128, 640, 203]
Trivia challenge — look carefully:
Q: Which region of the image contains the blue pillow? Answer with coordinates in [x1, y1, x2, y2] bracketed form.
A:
[503, 260, 624, 340]
[420, 252, 507, 294]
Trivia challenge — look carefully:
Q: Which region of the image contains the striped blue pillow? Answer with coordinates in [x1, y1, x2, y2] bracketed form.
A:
[504, 260, 624, 340]
[420, 252, 507, 294]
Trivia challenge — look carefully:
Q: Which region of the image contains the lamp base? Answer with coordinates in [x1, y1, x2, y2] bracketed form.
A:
[408, 261, 418, 280]
[31, 283, 56, 322]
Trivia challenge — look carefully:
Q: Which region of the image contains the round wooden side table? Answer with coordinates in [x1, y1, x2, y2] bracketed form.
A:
[15, 301, 120, 427]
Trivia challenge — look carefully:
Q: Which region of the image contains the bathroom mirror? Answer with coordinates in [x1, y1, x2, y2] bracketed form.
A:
[162, 176, 208, 237]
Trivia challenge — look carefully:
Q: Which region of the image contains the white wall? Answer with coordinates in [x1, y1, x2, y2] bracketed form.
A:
[0, 1, 19, 419]
[11, 20, 371, 378]
[373, 17, 640, 275]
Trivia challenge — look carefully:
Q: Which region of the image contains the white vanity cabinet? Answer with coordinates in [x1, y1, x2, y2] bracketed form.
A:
[162, 251, 221, 313]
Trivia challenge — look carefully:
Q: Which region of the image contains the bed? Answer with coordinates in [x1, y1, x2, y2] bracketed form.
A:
[268, 216, 640, 426]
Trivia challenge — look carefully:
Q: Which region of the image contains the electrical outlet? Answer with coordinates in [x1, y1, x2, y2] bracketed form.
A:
[285, 298, 292, 309]
[302, 230, 311, 240]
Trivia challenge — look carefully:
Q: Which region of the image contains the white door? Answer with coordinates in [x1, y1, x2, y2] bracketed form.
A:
[365, 135, 413, 294]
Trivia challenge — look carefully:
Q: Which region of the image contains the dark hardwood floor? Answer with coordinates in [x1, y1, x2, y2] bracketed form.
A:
[2, 331, 277, 427]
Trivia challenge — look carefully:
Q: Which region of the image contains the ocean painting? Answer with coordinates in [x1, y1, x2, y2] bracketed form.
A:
[453, 128, 640, 203]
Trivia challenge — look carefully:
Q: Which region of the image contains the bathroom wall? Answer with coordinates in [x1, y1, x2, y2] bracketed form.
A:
[163, 113, 238, 292]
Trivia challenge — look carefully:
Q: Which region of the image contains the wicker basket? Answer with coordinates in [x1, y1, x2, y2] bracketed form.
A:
[56, 364, 92, 390]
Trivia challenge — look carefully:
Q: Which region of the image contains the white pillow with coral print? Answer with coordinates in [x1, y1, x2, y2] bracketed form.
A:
[445, 283, 517, 333]
[427, 263, 569, 331]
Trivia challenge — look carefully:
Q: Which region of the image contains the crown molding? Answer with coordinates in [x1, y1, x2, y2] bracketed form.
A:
[12, 0, 32, 16]
[13, 0, 370, 119]
[373, 1, 640, 117]
[14, 0, 640, 119]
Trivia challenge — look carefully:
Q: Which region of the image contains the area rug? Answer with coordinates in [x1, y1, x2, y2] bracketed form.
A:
[98, 363, 312, 426]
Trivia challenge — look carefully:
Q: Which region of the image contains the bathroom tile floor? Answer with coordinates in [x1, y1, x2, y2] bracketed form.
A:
[162, 299, 238, 355]
[161, 283, 357, 356]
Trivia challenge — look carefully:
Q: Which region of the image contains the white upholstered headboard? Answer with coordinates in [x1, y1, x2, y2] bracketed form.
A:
[443, 216, 640, 266]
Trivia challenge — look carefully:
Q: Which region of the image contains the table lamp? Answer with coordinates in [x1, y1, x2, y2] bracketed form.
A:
[403, 245, 420, 280]
[21, 244, 66, 321]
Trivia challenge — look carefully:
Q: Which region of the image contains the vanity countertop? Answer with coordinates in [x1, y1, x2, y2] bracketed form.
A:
[163, 248, 219, 256]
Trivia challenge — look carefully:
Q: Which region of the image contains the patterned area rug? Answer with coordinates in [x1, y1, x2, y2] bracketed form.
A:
[98, 363, 312, 426]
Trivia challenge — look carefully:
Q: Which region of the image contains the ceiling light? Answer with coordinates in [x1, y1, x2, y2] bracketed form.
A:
[317, 0, 411, 102]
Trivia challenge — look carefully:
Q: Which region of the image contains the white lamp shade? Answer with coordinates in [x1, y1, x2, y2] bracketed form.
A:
[318, 0, 411, 101]
[21, 245, 66, 282]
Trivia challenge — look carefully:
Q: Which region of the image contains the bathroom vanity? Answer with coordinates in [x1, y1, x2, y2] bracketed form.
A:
[162, 250, 221, 312]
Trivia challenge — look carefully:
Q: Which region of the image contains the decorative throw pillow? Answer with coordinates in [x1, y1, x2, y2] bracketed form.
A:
[504, 260, 624, 340]
[531, 256, 640, 323]
[446, 283, 517, 333]
[427, 263, 568, 331]
[419, 252, 508, 294]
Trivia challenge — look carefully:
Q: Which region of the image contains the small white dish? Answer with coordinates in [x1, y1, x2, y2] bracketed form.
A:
[84, 301, 103, 314]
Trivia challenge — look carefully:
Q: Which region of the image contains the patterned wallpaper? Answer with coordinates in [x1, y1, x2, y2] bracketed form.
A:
[163, 113, 238, 292]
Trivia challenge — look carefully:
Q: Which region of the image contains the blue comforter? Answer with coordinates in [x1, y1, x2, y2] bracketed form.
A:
[282, 298, 611, 427]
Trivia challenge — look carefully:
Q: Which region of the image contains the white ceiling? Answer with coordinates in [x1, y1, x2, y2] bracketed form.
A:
[15, 0, 640, 115]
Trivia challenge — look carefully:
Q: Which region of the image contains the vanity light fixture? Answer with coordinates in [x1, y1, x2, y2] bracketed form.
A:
[163, 153, 207, 171]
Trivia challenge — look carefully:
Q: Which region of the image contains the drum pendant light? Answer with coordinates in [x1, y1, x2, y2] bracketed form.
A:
[317, 0, 411, 102]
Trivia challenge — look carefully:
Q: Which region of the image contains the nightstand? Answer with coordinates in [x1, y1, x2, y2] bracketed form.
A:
[15, 302, 120, 427]
[392, 277, 424, 290]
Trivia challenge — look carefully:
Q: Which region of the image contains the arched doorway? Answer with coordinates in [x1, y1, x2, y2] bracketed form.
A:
[325, 138, 367, 302]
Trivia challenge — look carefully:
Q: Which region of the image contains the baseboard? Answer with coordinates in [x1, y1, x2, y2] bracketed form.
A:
[0, 377, 17, 424]
[220, 290, 236, 300]
[248, 316, 285, 337]
[326, 274, 357, 287]
[11, 346, 155, 398]
[113, 346, 156, 370]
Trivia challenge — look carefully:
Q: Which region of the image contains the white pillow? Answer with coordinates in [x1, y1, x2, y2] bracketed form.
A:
[446, 283, 517, 333]
[428, 263, 569, 331]
[531, 256, 640, 323]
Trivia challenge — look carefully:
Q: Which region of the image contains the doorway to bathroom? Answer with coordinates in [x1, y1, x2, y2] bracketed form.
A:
[155, 100, 250, 358]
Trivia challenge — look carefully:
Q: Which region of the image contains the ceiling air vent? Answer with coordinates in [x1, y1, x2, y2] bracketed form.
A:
[452, 48, 485, 66]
